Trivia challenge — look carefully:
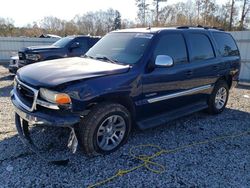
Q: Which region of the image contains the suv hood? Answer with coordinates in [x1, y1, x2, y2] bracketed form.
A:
[20, 45, 61, 53]
[17, 57, 130, 88]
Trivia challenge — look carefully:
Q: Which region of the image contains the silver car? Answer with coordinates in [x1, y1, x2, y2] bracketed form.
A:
[8, 56, 19, 74]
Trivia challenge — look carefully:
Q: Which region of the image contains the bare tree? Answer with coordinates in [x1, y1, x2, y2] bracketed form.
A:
[74, 9, 122, 36]
[196, 0, 203, 24]
[0, 17, 15, 36]
[135, 0, 150, 26]
[198, 0, 216, 25]
[40, 16, 65, 35]
[1, 0, 249, 37]
[229, 0, 236, 30]
[121, 19, 136, 29]
[239, 0, 250, 30]
[153, 0, 167, 26]
[113, 11, 122, 30]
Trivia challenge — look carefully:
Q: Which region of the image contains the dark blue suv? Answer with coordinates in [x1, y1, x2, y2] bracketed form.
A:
[11, 27, 241, 156]
[17, 35, 100, 70]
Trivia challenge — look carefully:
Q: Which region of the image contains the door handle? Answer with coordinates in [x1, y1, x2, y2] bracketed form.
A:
[185, 70, 193, 77]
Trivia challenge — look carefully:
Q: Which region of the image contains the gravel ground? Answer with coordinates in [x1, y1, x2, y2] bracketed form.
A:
[0, 64, 250, 188]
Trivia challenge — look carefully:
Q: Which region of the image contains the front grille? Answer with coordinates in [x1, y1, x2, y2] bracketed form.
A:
[14, 78, 38, 111]
[16, 84, 34, 108]
[18, 52, 25, 60]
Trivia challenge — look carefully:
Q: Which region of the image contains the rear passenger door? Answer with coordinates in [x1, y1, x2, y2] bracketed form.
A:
[212, 32, 240, 81]
[185, 32, 222, 88]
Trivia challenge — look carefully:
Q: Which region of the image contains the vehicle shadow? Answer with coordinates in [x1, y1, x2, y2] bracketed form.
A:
[0, 74, 15, 82]
[0, 62, 9, 69]
[0, 84, 13, 98]
[0, 108, 249, 187]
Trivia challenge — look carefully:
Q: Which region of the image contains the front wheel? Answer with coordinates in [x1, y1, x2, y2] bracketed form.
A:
[78, 102, 131, 156]
[207, 80, 229, 114]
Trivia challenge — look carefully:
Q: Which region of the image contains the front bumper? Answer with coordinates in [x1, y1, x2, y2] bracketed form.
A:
[11, 89, 80, 164]
[11, 89, 80, 127]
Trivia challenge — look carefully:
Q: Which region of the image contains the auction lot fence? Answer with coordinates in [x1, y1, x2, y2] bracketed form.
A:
[230, 31, 250, 82]
[0, 37, 58, 62]
[0, 31, 249, 82]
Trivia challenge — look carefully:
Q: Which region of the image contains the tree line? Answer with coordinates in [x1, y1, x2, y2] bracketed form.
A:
[0, 0, 249, 37]
[0, 8, 124, 37]
[136, 0, 250, 30]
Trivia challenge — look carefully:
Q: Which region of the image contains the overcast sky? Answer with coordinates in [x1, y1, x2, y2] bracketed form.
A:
[1, 0, 228, 27]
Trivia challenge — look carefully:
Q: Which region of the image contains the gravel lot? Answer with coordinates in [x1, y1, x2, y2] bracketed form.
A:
[0, 64, 249, 188]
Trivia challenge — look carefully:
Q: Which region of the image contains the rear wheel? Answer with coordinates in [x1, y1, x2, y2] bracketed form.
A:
[78, 102, 131, 155]
[207, 80, 229, 114]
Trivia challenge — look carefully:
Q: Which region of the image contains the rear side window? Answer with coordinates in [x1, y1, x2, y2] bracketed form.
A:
[213, 33, 239, 57]
[189, 33, 215, 61]
[153, 33, 188, 64]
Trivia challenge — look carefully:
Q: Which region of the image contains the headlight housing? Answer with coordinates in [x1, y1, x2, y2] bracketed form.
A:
[26, 54, 41, 61]
[39, 88, 71, 105]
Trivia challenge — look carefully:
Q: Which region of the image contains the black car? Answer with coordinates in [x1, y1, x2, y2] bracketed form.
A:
[11, 26, 240, 158]
[16, 35, 100, 70]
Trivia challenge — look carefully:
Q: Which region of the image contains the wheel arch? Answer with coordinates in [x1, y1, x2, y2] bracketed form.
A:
[86, 94, 136, 121]
[216, 75, 232, 89]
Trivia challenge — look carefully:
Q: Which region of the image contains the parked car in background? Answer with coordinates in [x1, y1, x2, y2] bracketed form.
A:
[39, 34, 62, 39]
[8, 56, 19, 74]
[11, 27, 240, 158]
[18, 35, 100, 69]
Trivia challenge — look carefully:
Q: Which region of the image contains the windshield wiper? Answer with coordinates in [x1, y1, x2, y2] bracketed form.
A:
[95, 56, 125, 65]
[95, 56, 117, 63]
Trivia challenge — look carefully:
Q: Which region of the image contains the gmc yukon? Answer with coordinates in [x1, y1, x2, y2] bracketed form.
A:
[11, 27, 240, 158]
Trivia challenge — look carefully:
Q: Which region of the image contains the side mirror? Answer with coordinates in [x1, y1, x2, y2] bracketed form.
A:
[155, 55, 174, 68]
[70, 42, 80, 50]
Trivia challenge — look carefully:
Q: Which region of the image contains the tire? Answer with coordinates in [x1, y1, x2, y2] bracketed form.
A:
[207, 80, 229, 114]
[78, 102, 131, 156]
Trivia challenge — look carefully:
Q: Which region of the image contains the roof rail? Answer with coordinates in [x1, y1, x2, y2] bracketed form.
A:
[177, 25, 224, 31]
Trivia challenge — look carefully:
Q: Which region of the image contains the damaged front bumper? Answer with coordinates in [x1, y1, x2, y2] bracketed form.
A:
[11, 89, 80, 164]
[11, 88, 80, 127]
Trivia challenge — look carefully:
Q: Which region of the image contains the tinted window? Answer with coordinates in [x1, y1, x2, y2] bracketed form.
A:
[213, 33, 239, 57]
[53, 36, 74, 47]
[189, 33, 215, 61]
[153, 34, 187, 64]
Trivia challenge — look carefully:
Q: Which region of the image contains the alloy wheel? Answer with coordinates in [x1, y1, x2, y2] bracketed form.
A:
[96, 115, 126, 151]
[215, 87, 227, 110]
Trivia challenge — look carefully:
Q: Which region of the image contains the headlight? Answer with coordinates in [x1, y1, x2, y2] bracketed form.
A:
[25, 54, 41, 61]
[39, 88, 71, 105]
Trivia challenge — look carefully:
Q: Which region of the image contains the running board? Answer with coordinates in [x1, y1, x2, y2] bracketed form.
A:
[137, 102, 208, 130]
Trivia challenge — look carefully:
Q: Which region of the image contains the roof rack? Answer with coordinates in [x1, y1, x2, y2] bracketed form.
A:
[177, 25, 224, 31]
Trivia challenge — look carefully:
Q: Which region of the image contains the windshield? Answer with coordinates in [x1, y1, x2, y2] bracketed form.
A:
[53, 36, 74, 47]
[85, 32, 153, 65]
